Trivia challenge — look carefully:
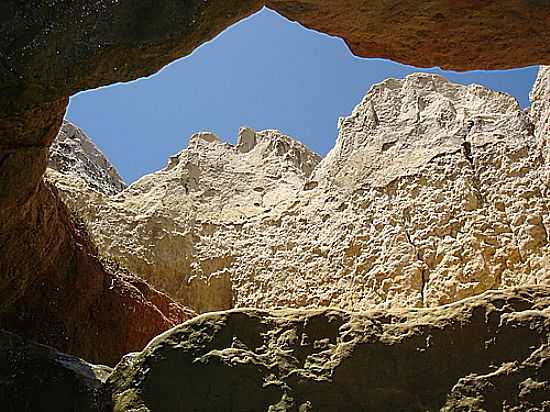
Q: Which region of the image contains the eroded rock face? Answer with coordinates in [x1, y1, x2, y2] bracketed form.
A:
[49, 121, 126, 195]
[48, 127, 321, 313]
[0, 104, 195, 367]
[307, 72, 549, 308]
[107, 286, 550, 411]
[0, 1, 262, 360]
[0, 3, 549, 404]
[530, 65, 550, 165]
[50, 72, 550, 313]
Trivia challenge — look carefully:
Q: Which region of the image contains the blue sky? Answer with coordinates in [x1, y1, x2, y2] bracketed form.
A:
[66, 8, 539, 183]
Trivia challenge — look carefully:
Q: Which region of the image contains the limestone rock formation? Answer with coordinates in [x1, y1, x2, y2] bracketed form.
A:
[4, 286, 549, 411]
[49, 127, 321, 313]
[1, 3, 550, 407]
[107, 286, 550, 411]
[0, 329, 111, 412]
[49, 121, 125, 195]
[307, 72, 549, 308]
[50, 72, 550, 314]
[2, 152, 195, 367]
[0, 112, 194, 367]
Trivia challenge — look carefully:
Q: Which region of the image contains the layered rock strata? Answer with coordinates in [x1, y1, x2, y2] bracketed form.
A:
[50, 72, 550, 314]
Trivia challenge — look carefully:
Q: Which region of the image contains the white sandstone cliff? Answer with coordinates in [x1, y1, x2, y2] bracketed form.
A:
[47, 71, 550, 313]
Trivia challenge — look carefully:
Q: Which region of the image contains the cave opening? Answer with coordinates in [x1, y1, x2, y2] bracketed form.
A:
[49, 8, 548, 312]
[1, 7, 549, 408]
[51, 8, 544, 316]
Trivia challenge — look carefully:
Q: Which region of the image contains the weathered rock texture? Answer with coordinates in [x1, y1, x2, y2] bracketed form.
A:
[1, 120, 195, 365]
[530, 65, 550, 165]
[0, 329, 111, 412]
[267, 1, 550, 70]
[0, 0, 260, 363]
[107, 286, 550, 411]
[1, 3, 550, 407]
[50, 72, 550, 314]
[48, 127, 321, 313]
[49, 121, 125, 195]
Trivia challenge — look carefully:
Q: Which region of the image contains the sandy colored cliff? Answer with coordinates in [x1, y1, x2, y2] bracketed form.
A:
[47, 70, 550, 315]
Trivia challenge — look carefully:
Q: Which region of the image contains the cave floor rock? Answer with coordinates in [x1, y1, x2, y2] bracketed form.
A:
[107, 286, 550, 412]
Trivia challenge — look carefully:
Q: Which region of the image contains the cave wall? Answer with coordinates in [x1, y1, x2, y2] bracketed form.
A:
[267, 0, 550, 70]
[1, 0, 549, 365]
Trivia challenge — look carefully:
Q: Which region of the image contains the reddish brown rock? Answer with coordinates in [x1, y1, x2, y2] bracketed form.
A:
[0, 179, 195, 366]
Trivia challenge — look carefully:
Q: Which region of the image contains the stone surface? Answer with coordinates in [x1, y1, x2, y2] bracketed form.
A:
[0, 329, 111, 412]
[0, 3, 549, 405]
[107, 286, 550, 411]
[0, 1, 261, 361]
[2, 1, 550, 116]
[49, 121, 125, 195]
[48, 128, 321, 313]
[0, 0, 263, 113]
[530, 65, 550, 165]
[0, 177, 195, 366]
[50, 73, 550, 314]
[267, 1, 550, 70]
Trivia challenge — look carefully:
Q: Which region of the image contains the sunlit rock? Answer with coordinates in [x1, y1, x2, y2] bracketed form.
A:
[49, 73, 549, 314]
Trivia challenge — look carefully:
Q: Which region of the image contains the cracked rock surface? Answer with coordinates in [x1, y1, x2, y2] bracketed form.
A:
[49, 71, 550, 314]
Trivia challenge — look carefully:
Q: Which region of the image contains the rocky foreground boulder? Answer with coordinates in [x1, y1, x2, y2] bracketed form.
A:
[3, 286, 550, 411]
[106, 286, 550, 411]
[49, 70, 550, 315]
